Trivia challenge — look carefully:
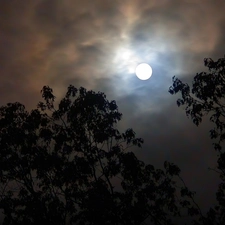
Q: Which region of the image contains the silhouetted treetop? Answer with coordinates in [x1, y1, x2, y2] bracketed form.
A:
[0, 85, 199, 225]
[169, 55, 225, 225]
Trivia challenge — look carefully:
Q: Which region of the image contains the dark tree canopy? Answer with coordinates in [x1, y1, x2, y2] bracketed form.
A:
[0, 85, 199, 225]
[169, 55, 225, 225]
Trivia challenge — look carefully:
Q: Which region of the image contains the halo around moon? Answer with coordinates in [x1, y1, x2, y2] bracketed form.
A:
[135, 63, 152, 80]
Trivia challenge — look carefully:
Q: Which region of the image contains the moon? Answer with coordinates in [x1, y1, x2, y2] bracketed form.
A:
[135, 63, 152, 80]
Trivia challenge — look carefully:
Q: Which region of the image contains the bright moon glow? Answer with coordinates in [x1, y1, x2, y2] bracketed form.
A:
[135, 63, 152, 80]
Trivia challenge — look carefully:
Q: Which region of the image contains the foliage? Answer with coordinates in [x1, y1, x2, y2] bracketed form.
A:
[0, 85, 199, 225]
[169, 55, 225, 224]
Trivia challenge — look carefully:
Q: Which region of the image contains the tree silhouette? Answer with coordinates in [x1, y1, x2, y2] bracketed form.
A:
[0, 85, 199, 225]
[169, 55, 225, 224]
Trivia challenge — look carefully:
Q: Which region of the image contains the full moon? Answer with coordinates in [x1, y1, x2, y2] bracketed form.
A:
[135, 63, 152, 80]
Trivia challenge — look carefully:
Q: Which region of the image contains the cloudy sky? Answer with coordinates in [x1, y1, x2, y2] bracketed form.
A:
[1, 0, 225, 219]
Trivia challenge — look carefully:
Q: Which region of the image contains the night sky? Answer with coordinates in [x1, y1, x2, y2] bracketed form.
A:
[1, 0, 225, 218]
